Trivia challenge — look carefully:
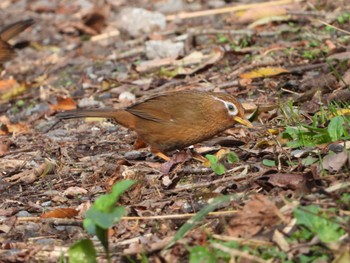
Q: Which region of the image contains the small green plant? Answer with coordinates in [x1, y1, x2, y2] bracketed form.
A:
[302, 49, 321, 60]
[230, 36, 251, 51]
[217, 34, 229, 44]
[188, 239, 291, 262]
[68, 180, 136, 263]
[337, 12, 350, 24]
[325, 25, 336, 33]
[189, 246, 217, 263]
[282, 115, 350, 148]
[205, 151, 239, 175]
[340, 193, 350, 206]
[294, 205, 345, 243]
[262, 159, 276, 167]
[279, 100, 304, 126]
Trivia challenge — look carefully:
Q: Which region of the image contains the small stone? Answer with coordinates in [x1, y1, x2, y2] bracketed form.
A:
[328, 143, 344, 153]
[63, 187, 88, 197]
[207, 0, 226, 8]
[41, 201, 52, 207]
[117, 8, 166, 37]
[24, 103, 50, 116]
[145, 40, 184, 59]
[155, 0, 185, 14]
[124, 150, 148, 160]
[16, 211, 32, 217]
[78, 97, 104, 108]
[119, 91, 136, 104]
[34, 238, 56, 245]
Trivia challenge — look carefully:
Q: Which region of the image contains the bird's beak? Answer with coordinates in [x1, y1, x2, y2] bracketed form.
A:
[233, 116, 253, 128]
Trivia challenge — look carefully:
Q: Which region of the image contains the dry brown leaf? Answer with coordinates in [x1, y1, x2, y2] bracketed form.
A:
[0, 79, 28, 101]
[136, 47, 224, 75]
[0, 116, 30, 134]
[51, 96, 77, 111]
[327, 51, 350, 61]
[248, 15, 292, 28]
[160, 151, 191, 174]
[266, 173, 307, 190]
[63, 187, 88, 197]
[176, 47, 224, 76]
[0, 79, 17, 90]
[0, 137, 12, 155]
[41, 208, 79, 219]
[322, 152, 349, 172]
[83, 12, 106, 33]
[228, 194, 280, 238]
[240, 67, 289, 79]
[5, 161, 55, 185]
[0, 123, 10, 136]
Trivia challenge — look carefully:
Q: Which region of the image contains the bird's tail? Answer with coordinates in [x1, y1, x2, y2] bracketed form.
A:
[56, 109, 120, 119]
[0, 19, 35, 41]
[0, 19, 34, 64]
[56, 109, 136, 129]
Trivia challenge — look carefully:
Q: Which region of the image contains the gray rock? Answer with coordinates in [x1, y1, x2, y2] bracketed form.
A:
[78, 97, 104, 108]
[155, 0, 185, 14]
[145, 40, 184, 59]
[34, 238, 56, 245]
[118, 8, 166, 37]
[208, 0, 226, 8]
[16, 211, 32, 217]
[41, 201, 52, 207]
[24, 103, 50, 116]
[124, 150, 148, 160]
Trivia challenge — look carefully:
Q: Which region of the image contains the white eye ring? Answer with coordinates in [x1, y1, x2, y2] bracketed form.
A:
[212, 96, 238, 116]
[226, 102, 238, 116]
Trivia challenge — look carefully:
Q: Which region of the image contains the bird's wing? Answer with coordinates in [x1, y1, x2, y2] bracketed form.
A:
[126, 91, 214, 125]
[126, 108, 166, 123]
[0, 41, 14, 63]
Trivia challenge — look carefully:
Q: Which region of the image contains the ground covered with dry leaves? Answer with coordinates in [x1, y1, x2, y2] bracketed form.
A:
[1, 0, 350, 262]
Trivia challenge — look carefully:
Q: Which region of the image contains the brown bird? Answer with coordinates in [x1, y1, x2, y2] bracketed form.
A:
[57, 90, 252, 160]
[0, 19, 34, 64]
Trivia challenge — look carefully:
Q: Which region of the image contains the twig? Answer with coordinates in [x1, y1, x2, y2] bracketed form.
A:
[17, 210, 238, 224]
[325, 181, 350, 193]
[90, 30, 120, 42]
[166, 0, 302, 21]
[17, 217, 83, 225]
[0, 147, 38, 158]
[287, 10, 326, 17]
[316, 19, 350, 35]
[167, 166, 254, 193]
[122, 210, 238, 220]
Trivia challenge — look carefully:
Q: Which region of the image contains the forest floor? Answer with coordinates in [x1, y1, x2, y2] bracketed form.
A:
[1, 0, 350, 262]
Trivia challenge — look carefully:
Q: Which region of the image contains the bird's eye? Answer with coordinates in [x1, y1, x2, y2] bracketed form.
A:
[225, 102, 238, 116]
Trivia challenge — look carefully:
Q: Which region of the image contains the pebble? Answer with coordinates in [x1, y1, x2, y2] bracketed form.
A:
[117, 8, 166, 37]
[155, 0, 185, 14]
[16, 211, 32, 217]
[78, 97, 104, 108]
[145, 40, 184, 59]
[41, 201, 52, 207]
[124, 150, 148, 160]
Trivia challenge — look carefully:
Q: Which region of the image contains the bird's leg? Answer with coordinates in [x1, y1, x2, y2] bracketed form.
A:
[191, 151, 208, 163]
[154, 151, 171, 161]
[150, 147, 171, 161]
